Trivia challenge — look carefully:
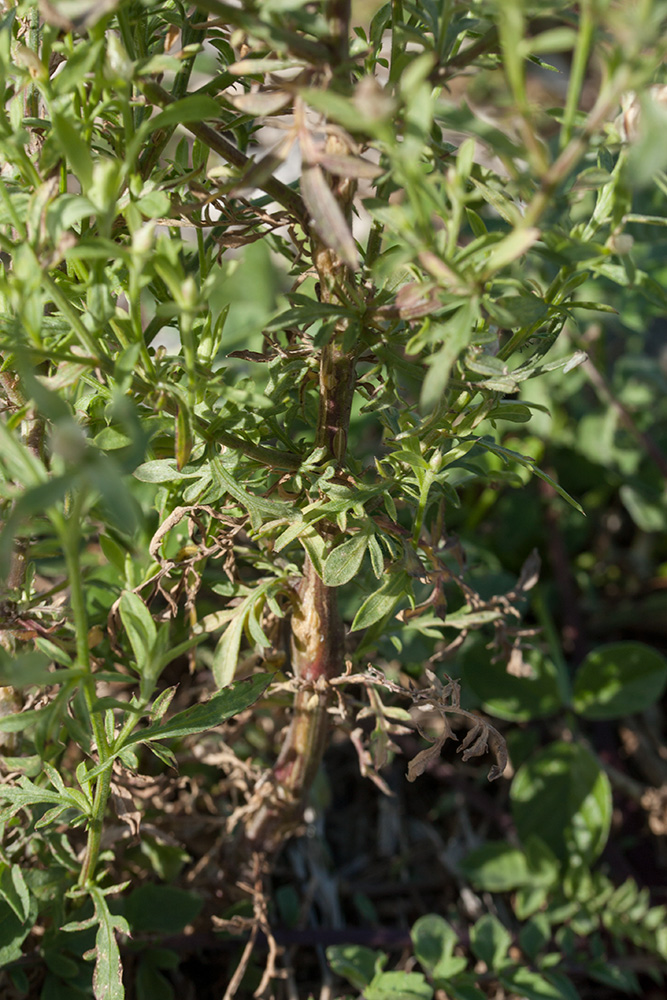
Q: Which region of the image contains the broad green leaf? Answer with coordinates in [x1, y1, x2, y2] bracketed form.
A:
[573, 642, 667, 719]
[365, 970, 433, 1000]
[511, 741, 612, 864]
[411, 915, 467, 980]
[518, 915, 551, 963]
[0, 708, 49, 734]
[619, 482, 666, 532]
[322, 527, 371, 586]
[351, 570, 410, 632]
[462, 648, 566, 721]
[326, 944, 378, 990]
[499, 967, 577, 1000]
[126, 673, 271, 746]
[0, 649, 59, 687]
[459, 838, 559, 892]
[469, 914, 511, 971]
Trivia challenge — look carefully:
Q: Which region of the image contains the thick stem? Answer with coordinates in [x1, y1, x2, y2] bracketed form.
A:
[245, 2, 354, 851]
[246, 559, 344, 849]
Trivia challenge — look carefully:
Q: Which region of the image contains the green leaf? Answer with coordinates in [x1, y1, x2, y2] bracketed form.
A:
[0, 649, 60, 687]
[573, 642, 667, 719]
[518, 915, 551, 963]
[420, 301, 479, 410]
[469, 914, 511, 971]
[365, 970, 433, 1000]
[119, 591, 156, 675]
[126, 673, 271, 746]
[0, 777, 67, 812]
[459, 839, 558, 893]
[351, 570, 411, 632]
[0, 864, 30, 923]
[132, 459, 195, 483]
[411, 915, 467, 980]
[326, 944, 379, 990]
[126, 885, 202, 934]
[212, 459, 293, 530]
[144, 95, 222, 135]
[511, 741, 612, 864]
[482, 227, 541, 275]
[0, 898, 34, 966]
[212, 607, 247, 688]
[462, 648, 566, 722]
[322, 527, 371, 586]
[0, 707, 49, 734]
[85, 887, 129, 1000]
[499, 967, 576, 1000]
[51, 113, 94, 191]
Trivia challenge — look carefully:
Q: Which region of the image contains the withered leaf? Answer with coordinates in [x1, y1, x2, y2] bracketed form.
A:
[301, 163, 360, 270]
[516, 547, 541, 593]
[317, 153, 383, 180]
[225, 90, 291, 116]
[230, 137, 294, 196]
[407, 733, 447, 782]
[458, 720, 507, 781]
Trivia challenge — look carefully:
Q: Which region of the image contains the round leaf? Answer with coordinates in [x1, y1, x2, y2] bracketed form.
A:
[462, 647, 566, 722]
[511, 742, 611, 864]
[573, 642, 667, 719]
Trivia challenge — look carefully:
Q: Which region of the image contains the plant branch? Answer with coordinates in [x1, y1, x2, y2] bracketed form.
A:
[51, 499, 112, 887]
[244, 1, 354, 852]
[138, 81, 309, 226]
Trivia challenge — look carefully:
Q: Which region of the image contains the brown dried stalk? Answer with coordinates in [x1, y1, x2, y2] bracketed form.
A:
[244, 0, 356, 853]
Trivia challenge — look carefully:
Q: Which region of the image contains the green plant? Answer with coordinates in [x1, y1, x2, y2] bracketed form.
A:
[0, 0, 666, 997]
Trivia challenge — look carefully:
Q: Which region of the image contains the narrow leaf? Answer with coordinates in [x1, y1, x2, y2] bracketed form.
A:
[119, 591, 156, 674]
[126, 673, 271, 745]
[301, 163, 359, 270]
[351, 570, 411, 632]
[212, 607, 247, 688]
[144, 95, 221, 134]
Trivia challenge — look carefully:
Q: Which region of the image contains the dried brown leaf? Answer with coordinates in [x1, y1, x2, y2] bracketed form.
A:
[407, 733, 447, 782]
[225, 90, 291, 116]
[301, 163, 359, 270]
[230, 137, 294, 196]
[457, 720, 508, 781]
[516, 548, 541, 593]
[317, 153, 383, 180]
